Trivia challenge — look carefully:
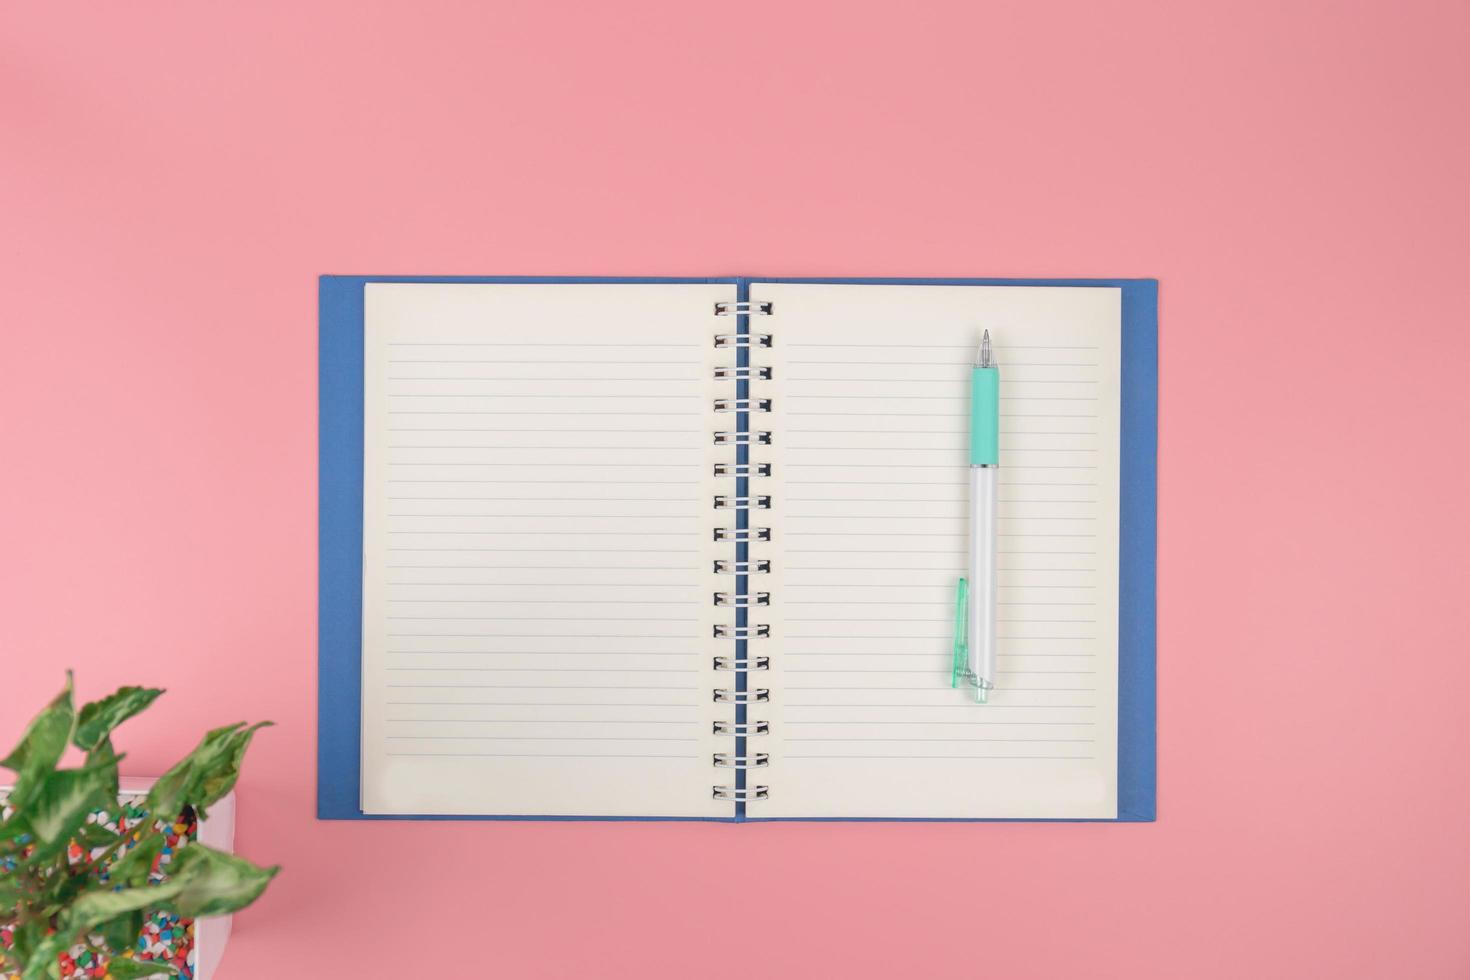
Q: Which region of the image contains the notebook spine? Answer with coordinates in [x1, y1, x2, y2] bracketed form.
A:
[711, 299, 772, 805]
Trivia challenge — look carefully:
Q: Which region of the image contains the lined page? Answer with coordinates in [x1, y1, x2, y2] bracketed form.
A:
[360, 283, 730, 817]
[756, 283, 1121, 819]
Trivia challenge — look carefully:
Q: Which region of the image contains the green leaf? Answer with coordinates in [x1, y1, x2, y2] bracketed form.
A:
[141, 765, 190, 828]
[10, 919, 45, 963]
[0, 811, 33, 846]
[0, 875, 27, 905]
[97, 911, 147, 962]
[38, 860, 92, 911]
[19, 933, 71, 980]
[146, 723, 240, 819]
[63, 844, 276, 938]
[109, 832, 166, 888]
[73, 687, 164, 752]
[25, 763, 117, 851]
[64, 879, 185, 937]
[85, 735, 121, 801]
[75, 819, 121, 850]
[104, 959, 179, 979]
[1, 674, 76, 811]
[164, 843, 279, 918]
[146, 721, 271, 820]
[194, 721, 270, 811]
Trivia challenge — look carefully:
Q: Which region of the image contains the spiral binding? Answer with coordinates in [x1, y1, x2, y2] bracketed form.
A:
[712, 431, 771, 446]
[714, 655, 770, 670]
[713, 366, 773, 380]
[712, 298, 772, 805]
[714, 300, 773, 316]
[712, 592, 771, 608]
[712, 624, 770, 638]
[713, 333, 773, 348]
[713, 398, 772, 413]
[713, 527, 770, 542]
[713, 495, 772, 510]
[713, 462, 771, 477]
[713, 720, 769, 736]
[713, 689, 770, 704]
[713, 558, 770, 574]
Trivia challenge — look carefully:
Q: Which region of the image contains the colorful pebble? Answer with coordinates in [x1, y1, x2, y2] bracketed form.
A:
[0, 797, 197, 980]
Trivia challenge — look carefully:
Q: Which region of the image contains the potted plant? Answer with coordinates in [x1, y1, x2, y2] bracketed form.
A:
[1, 675, 278, 980]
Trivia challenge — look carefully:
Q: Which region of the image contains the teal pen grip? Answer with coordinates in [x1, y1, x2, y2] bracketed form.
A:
[970, 366, 999, 465]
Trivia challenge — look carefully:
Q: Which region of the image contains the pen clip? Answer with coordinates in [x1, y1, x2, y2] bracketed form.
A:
[951, 578, 968, 689]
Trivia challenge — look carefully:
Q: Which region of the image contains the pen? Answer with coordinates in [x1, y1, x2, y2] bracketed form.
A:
[953, 331, 1000, 702]
[969, 330, 1000, 701]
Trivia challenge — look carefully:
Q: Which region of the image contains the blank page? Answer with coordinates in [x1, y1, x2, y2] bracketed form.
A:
[359, 283, 730, 817]
[755, 283, 1122, 818]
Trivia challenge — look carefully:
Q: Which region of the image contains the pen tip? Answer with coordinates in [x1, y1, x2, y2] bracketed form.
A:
[977, 330, 992, 368]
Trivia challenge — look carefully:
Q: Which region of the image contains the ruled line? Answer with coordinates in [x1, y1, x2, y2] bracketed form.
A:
[784, 704, 1097, 709]
[782, 719, 1097, 726]
[387, 718, 696, 724]
[782, 755, 1096, 760]
[382, 758, 696, 764]
[387, 701, 701, 707]
[385, 667, 693, 675]
[387, 736, 698, 742]
[386, 650, 698, 656]
[783, 737, 1093, 743]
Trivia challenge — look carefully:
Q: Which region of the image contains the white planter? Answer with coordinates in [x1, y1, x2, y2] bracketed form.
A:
[120, 777, 236, 980]
[0, 776, 236, 980]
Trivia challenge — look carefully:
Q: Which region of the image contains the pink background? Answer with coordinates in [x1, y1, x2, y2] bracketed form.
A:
[4, 1, 1469, 976]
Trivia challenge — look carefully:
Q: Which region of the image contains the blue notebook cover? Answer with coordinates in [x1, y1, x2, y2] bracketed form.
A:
[319, 276, 1157, 822]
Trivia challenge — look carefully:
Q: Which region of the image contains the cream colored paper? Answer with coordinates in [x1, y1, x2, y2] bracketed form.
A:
[754, 283, 1122, 818]
[359, 283, 731, 817]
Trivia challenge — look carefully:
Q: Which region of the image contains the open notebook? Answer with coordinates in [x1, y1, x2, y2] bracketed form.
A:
[319, 277, 1156, 821]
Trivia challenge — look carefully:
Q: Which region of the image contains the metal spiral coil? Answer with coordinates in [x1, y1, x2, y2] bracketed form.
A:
[711, 305, 773, 805]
